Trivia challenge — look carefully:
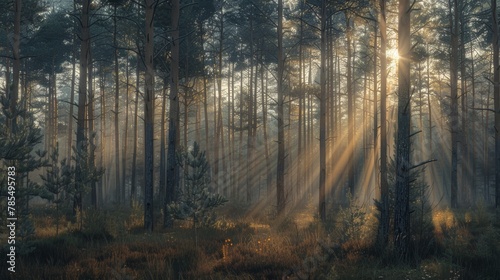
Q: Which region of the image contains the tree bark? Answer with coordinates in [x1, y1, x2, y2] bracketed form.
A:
[318, 0, 327, 222]
[130, 52, 140, 205]
[276, 0, 286, 216]
[114, 5, 121, 204]
[394, 0, 411, 259]
[88, 50, 96, 209]
[346, 15, 355, 197]
[143, 0, 155, 232]
[74, 0, 91, 216]
[9, 0, 21, 133]
[165, 0, 180, 228]
[449, 0, 459, 208]
[377, 0, 390, 249]
[492, 0, 500, 208]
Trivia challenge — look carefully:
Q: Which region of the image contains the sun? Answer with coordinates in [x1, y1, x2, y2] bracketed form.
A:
[387, 48, 400, 61]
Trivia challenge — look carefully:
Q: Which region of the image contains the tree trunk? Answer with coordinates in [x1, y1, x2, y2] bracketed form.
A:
[74, 0, 91, 216]
[346, 15, 355, 197]
[492, 0, 500, 208]
[276, 0, 286, 216]
[165, 0, 180, 228]
[247, 17, 255, 203]
[122, 55, 130, 203]
[460, 8, 469, 206]
[114, 5, 121, 204]
[88, 50, 96, 209]
[9, 0, 21, 133]
[394, 0, 411, 259]
[130, 53, 140, 205]
[318, 0, 327, 222]
[297, 7, 304, 200]
[377, 0, 390, 248]
[68, 32, 77, 162]
[99, 65, 106, 205]
[143, 0, 155, 232]
[159, 78, 167, 211]
[449, 0, 459, 208]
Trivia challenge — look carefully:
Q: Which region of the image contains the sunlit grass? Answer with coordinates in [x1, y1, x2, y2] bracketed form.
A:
[2, 202, 500, 279]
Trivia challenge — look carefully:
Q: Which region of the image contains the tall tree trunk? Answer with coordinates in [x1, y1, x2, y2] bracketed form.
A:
[88, 51, 97, 209]
[114, 5, 121, 204]
[460, 8, 469, 206]
[318, 0, 327, 222]
[484, 52, 492, 202]
[449, 0, 459, 208]
[373, 20, 379, 196]
[99, 66, 106, 205]
[159, 77, 167, 211]
[143, 0, 155, 232]
[68, 34, 77, 162]
[74, 0, 91, 216]
[346, 15, 355, 197]
[492, 0, 500, 208]
[377, 0, 390, 247]
[394, 0, 411, 259]
[122, 55, 130, 203]
[217, 9, 226, 196]
[130, 54, 140, 205]
[247, 17, 254, 203]
[262, 62, 271, 196]
[426, 43, 433, 156]
[277, 0, 286, 216]
[470, 40, 477, 203]
[165, 0, 180, 227]
[9, 0, 21, 133]
[297, 8, 304, 200]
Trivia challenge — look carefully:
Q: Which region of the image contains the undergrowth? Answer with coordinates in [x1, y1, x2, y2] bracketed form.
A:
[0, 202, 499, 279]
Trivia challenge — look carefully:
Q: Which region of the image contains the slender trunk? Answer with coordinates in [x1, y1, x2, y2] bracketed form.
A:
[99, 66, 106, 205]
[277, 0, 286, 215]
[217, 10, 226, 196]
[231, 63, 236, 198]
[114, 5, 121, 204]
[484, 49, 493, 202]
[297, 9, 303, 200]
[427, 43, 433, 155]
[227, 62, 232, 195]
[262, 63, 270, 196]
[318, 0, 327, 221]
[144, 0, 155, 232]
[88, 51, 96, 209]
[68, 36, 77, 162]
[122, 55, 130, 203]
[74, 0, 91, 216]
[449, 0, 459, 208]
[159, 78, 167, 210]
[492, 0, 500, 208]
[130, 54, 140, 205]
[460, 11, 469, 206]
[470, 40, 477, 203]
[247, 17, 254, 203]
[373, 20, 379, 194]
[377, 1, 391, 243]
[346, 15, 355, 197]
[394, 0, 411, 259]
[165, 0, 180, 227]
[10, 0, 21, 133]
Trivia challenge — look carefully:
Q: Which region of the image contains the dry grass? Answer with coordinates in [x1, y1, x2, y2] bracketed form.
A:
[1, 204, 500, 279]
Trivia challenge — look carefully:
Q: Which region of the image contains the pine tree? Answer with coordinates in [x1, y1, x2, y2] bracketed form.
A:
[168, 142, 227, 245]
[0, 93, 46, 244]
[40, 143, 71, 236]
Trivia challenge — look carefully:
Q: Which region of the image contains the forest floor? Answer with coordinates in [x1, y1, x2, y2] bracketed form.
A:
[1, 199, 500, 279]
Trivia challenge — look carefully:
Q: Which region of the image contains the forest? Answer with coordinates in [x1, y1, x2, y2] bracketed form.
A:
[1, 0, 500, 279]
